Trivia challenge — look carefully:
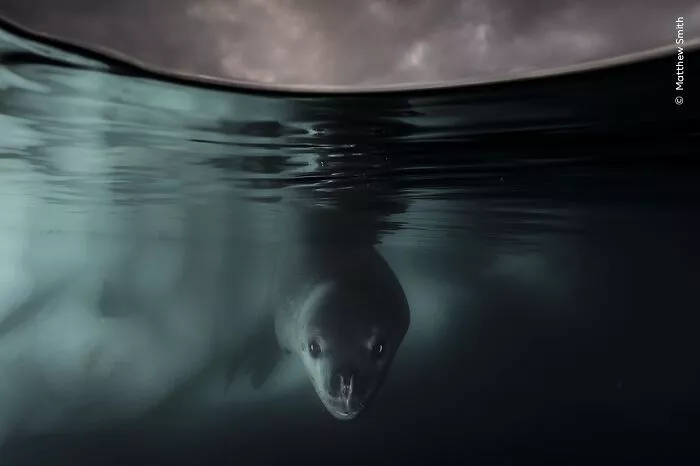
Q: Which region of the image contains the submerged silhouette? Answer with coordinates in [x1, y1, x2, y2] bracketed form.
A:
[187, 112, 417, 420]
[223, 241, 409, 420]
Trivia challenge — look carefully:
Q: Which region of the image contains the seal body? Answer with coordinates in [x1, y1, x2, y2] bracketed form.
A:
[274, 243, 410, 419]
[233, 241, 410, 420]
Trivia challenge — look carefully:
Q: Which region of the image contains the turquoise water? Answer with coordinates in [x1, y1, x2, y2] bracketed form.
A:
[1, 20, 699, 466]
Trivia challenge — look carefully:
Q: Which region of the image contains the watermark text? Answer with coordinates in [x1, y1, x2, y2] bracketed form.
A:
[675, 16, 685, 105]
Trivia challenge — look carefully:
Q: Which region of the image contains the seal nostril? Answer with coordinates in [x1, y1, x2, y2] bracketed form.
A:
[331, 366, 357, 397]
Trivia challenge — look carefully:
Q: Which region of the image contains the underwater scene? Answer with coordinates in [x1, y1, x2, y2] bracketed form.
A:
[0, 18, 699, 466]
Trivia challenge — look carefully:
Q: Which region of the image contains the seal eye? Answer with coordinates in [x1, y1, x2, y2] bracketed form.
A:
[371, 341, 385, 359]
[309, 340, 322, 358]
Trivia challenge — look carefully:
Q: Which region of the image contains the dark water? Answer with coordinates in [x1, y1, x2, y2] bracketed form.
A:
[1, 19, 700, 466]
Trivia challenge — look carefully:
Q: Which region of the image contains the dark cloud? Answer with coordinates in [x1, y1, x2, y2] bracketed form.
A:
[1, 0, 698, 87]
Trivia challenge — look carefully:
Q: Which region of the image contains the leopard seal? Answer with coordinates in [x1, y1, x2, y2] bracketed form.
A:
[226, 241, 410, 420]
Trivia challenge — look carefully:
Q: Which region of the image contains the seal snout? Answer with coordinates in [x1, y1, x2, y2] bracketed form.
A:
[330, 365, 356, 399]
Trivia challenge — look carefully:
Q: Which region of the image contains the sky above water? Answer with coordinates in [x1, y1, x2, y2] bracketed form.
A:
[2, 1, 699, 88]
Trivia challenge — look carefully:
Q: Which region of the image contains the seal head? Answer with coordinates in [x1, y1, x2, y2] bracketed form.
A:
[294, 277, 409, 420]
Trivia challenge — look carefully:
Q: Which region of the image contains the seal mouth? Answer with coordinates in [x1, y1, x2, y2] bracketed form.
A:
[320, 395, 368, 421]
[312, 380, 376, 421]
[329, 408, 360, 420]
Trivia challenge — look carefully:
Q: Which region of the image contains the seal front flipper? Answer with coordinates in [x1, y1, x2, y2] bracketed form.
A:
[223, 351, 249, 393]
[223, 314, 281, 392]
[248, 341, 282, 389]
[246, 312, 283, 390]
